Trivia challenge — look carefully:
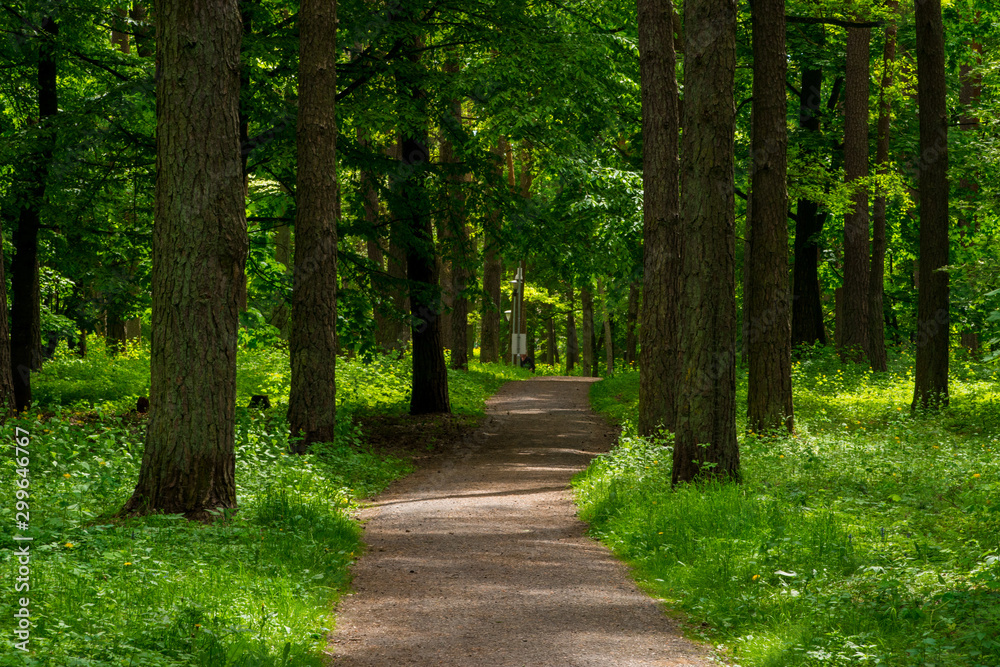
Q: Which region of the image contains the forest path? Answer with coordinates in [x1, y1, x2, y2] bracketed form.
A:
[329, 377, 712, 666]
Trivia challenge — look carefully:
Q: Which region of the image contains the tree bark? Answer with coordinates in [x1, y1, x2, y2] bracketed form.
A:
[394, 41, 450, 414]
[637, 0, 681, 435]
[912, 0, 950, 409]
[673, 0, 739, 483]
[747, 0, 793, 433]
[840, 26, 872, 364]
[791, 52, 828, 348]
[440, 69, 470, 371]
[479, 141, 505, 364]
[581, 286, 595, 377]
[545, 307, 557, 366]
[123, 0, 247, 519]
[869, 6, 897, 372]
[598, 279, 614, 376]
[10, 17, 57, 413]
[288, 0, 339, 451]
[566, 288, 578, 372]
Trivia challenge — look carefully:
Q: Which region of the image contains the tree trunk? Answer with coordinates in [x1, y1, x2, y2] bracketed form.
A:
[624, 281, 639, 368]
[637, 0, 681, 435]
[791, 59, 827, 348]
[746, 0, 792, 433]
[566, 288, 578, 372]
[673, 0, 738, 484]
[912, 0, 950, 409]
[869, 7, 897, 372]
[394, 44, 450, 414]
[598, 279, 614, 376]
[123, 0, 247, 519]
[479, 141, 505, 364]
[288, 0, 339, 451]
[440, 70, 470, 371]
[546, 308, 557, 366]
[581, 286, 595, 377]
[840, 26, 872, 364]
[10, 17, 57, 413]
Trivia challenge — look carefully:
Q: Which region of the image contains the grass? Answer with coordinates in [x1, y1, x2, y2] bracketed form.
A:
[575, 346, 1000, 667]
[1, 341, 528, 665]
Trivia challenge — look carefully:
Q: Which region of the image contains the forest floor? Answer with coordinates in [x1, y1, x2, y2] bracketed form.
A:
[329, 377, 713, 666]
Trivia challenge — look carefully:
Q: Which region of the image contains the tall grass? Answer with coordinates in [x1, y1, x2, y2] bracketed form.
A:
[576, 347, 1000, 667]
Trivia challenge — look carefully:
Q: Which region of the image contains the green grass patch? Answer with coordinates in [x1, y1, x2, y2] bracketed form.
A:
[3, 344, 525, 664]
[575, 347, 1000, 667]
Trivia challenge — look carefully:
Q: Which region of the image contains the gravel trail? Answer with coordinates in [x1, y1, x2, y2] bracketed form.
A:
[330, 377, 713, 666]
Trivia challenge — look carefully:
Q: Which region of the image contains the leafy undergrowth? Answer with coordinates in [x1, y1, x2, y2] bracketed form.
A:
[575, 347, 1000, 667]
[2, 344, 527, 665]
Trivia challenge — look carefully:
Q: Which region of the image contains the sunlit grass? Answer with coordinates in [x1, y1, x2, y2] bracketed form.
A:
[576, 347, 1000, 667]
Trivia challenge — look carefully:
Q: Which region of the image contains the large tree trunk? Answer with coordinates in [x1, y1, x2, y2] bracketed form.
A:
[10, 17, 57, 413]
[673, 0, 738, 484]
[912, 0, 950, 409]
[394, 43, 450, 415]
[637, 0, 681, 435]
[479, 141, 505, 364]
[580, 286, 595, 377]
[288, 0, 339, 451]
[791, 59, 828, 348]
[746, 0, 792, 433]
[869, 6, 897, 372]
[123, 0, 247, 519]
[840, 26, 872, 364]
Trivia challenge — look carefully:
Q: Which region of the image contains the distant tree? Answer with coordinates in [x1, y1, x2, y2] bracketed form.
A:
[673, 0, 739, 484]
[746, 0, 793, 433]
[479, 140, 506, 364]
[840, 25, 872, 364]
[869, 3, 899, 372]
[288, 0, 339, 450]
[122, 0, 247, 518]
[10, 15, 58, 413]
[912, 0, 950, 409]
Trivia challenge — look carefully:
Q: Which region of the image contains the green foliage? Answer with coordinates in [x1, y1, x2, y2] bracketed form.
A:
[576, 355, 1000, 666]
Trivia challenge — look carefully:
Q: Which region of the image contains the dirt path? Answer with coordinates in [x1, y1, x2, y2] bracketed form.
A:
[330, 377, 713, 666]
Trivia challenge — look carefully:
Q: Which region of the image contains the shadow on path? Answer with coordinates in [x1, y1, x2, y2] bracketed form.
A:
[329, 377, 712, 666]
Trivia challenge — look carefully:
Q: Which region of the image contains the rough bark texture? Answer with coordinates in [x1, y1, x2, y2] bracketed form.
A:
[912, 0, 950, 409]
[580, 287, 595, 377]
[123, 0, 247, 518]
[869, 8, 897, 372]
[840, 26, 872, 364]
[395, 43, 450, 414]
[10, 17, 57, 413]
[637, 0, 681, 435]
[673, 0, 738, 484]
[791, 58, 827, 348]
[747, 0, 793, 433]
[440, 78, 470, 371]
[479, 142, 505, 364]
[624, 281, 639, 368]
[287, 0, 339, 450]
